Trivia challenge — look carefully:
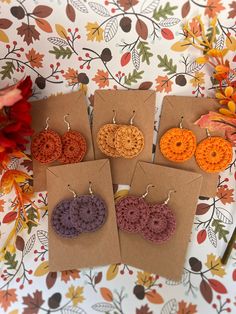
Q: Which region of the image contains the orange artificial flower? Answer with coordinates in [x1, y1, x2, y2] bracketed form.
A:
[214, 64, 230, 81]
[216, 86, 236, 117]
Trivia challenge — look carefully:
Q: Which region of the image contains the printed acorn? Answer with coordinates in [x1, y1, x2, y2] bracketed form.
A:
[133, 285, 145, 300]
[189, 257, 202, 272]
[10, 6, 25, 19]
[175, 74, 187, 86]
[77, 73, 89, 84]
[100, 48, 112, 62]
[120, 16, 132, 32]
[35, 76, 46, 89]
[48, 293, 62, 309]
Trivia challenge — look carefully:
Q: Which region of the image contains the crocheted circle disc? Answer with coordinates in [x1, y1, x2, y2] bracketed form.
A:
[51, 199, 81, 238]
[31, 129, 62, 164]
[141, 204, 176, 244]
[195, 136, 232, 173]
[58, 130, 87, 164]
[115, 196, 149, 233]
[160, 128, 196, 163]
[97, 124, 121, 157]
[70, 195, 107, 232]
[114, 125, 144, 159]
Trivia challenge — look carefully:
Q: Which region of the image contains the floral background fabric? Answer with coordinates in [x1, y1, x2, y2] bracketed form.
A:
[0, 0, 236, 313]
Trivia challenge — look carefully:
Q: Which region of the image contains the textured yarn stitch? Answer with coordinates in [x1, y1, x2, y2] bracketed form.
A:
[97, 123, 121, 157]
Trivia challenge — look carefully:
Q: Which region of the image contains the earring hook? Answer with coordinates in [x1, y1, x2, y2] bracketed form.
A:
[112, 110, 116, 124]
[89, 181, 93, 196]
[64, 114, 71, 131]
[164, 189, 175, 205]
[67, 184, 77, 198]
[45, 117, 50, 131]
[130, 110, 136, 125]
[142, 184, 155, 199]
[179, 116, 184, 129]
[206, 128, 211, 138]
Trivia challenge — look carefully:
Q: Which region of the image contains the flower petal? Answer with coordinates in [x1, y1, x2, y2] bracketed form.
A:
[225, 86, 234, 97]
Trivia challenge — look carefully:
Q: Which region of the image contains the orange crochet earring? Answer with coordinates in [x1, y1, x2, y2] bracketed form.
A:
[114, 111, 144, 159]
[195, 129, 233, 173]
[160, 117, 197, 163]
[97, 110, 121, 157]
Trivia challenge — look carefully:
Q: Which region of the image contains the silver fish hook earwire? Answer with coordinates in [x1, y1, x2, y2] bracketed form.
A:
[130, 110, 136, 125]
[45, 117, 50, 131]
[206, 128, 211, 138]
[64, 114, 71, 131]
[89, 181, 94, 196]
[67, 184, 77, 198]
[179, 116, 184, 129]
[112, 110, 117, 124]
[141, 184, 155, 199]
[164, 189, 176, 205]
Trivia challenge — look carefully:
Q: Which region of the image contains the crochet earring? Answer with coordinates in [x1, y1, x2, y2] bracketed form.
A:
[51, 186, 81, 238]
[97, 110, 121, 157]
[195, 129, 232, 173]
[31, 117, 62, 164]
[114, 110, 145, 159]
[141, 190, 176, 244]
[69, 181, 107, 233]
[160, 116, 197, 163]
[115, 184, 154, 233]
[58, 114, 87, 164]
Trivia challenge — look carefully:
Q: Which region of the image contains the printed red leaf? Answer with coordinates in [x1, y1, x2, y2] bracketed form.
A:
[139, 81, 153, 90]
[35, 18, 52, 33]
[200, 279, 213, 303]
[233, 55, 236, 62]
[16, 235, 25, 251]
[135, 19, 148, 40]
[121, 52, 131, 66]
[118, 0, 139, 11]
[182, 1, 191, 18]
[233, 269, 236, 281]
[208, 279, 227, 293]
[17, 23, 40, 45]
[66, 3, 76, 22]
[33, 5, 53, 17]
[161, 28, 174, 40]
[100, 287, 113, 302]
[46, 272, 57, 289]
[3, 211, 17, 223]
[95, 271, 102, 284]
[197, 229, 207, 244]
[0, 18, 12, 29]
[196, 203, 210, 215]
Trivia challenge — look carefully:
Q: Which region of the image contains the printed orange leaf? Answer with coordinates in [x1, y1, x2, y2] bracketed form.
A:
[205, 0, 225, 18]
[35, 18, 52, 33]
[0, 29, 9, 43]
[34, 260, 49, 276]
[189, 17, 202, 37]
[65, 285, 84, 306]
[155, 75, 173, 93]
[0, 170, 32, 194]
[171, 40, 190, 52]
[25, 48, 44, 68]
[63, 67, 79, 84]
[118, 0, 139, 11]
[92, 69, 109, 88]
[145, 290, 164, 304]
[136, 19, 148, 40]
[100, 287, 113, 302]
[0, 199, 5, 212]
[86, 22, 104, 42]
[0, 289, 17, 312]
[61, 269, 80, 283]
[55, 24, 68, 39]
[216, 186, 234, 205]
[106, 264, 119, 280]
[177, 300, 197, 314]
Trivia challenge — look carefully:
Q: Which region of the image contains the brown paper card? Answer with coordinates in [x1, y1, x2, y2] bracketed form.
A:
[120, 162, 202, 281]
[47, 159, 121, 271]
[31, 91, 94, 192]
[155, 96, 223, 197]
[92, 90, 156, 185]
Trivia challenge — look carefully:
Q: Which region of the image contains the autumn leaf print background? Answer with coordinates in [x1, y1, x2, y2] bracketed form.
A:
[0, 0, 236, 313]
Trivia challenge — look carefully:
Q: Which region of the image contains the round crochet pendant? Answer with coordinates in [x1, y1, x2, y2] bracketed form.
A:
[97, 124, 121, 157]
[70, 195, 107, 232]
[195, 136, 232, 173]
[114, 125, 144, 159]
[58, 130, 87, 164]
[160, 127, 196, 163]
[115, 196, 149, 233]
[31, 129, 62, 164]
[141, 203, 176, 244]
[51, 199, 81, 238]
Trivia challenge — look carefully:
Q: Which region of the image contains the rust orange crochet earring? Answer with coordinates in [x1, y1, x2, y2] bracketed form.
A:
[58, 114, 87, 164]
[31, 117, 62, 164]
[195, 129, 232, 173]
[160, 117, 197, 163]
[114, 110, 144, 159]
[97, 110, 121, 157]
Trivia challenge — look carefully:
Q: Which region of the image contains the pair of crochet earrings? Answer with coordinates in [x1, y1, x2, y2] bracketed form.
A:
[31, 114, 87, 164]
[160, 117, 232, 173]
[115, 185, 176, 244]
[51, 182, 107, 238]
[97, 110, 144, 159]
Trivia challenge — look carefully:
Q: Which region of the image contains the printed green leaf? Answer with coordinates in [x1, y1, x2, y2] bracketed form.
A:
[211, 219, 229, 243]
[157, 54, 177, 74]
[4, 252, 18, 270]
[26, 207, 38, 234]
[153, 2, 178, 21]
[0, 61, 15, 79]
[49, 46, 73, 59]
[124, 70, 144, 86]
[137, 41, 153, 65]
[206, 26, 220, 44]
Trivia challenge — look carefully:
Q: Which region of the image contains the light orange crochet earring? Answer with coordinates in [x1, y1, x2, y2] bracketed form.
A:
[160, 117, 197, 163]
[114, 111, 144, 159]
[97, 110, 121, 157]
[195, 129, 233, 173]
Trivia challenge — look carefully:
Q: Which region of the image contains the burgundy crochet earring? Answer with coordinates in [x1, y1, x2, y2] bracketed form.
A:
[115, 184, 154, 233]
[141, 190, 176, 244]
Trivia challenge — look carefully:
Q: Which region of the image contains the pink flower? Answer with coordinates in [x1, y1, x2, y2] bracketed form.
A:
[0, 88, 22, 110]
